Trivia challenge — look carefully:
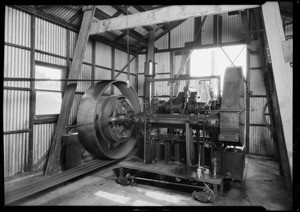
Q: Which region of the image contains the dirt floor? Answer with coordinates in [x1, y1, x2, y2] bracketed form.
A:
[5, 153, 292, 210]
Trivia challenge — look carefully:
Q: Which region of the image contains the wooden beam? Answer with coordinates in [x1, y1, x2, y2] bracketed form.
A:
[94, 7, 148, 45]
[261, 2, 292, 189]
[44, 6, 96, 176]
[90, 5, 260, 35]
[112, 5, 153, 31]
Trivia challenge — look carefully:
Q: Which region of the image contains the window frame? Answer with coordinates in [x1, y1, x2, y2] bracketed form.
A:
[33, 61, 67, 123]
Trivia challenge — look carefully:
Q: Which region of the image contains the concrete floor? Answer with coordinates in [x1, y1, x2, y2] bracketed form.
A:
[7, 154, 292, 209]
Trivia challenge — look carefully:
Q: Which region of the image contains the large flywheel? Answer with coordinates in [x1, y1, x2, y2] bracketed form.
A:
[77, 80, 141, 159]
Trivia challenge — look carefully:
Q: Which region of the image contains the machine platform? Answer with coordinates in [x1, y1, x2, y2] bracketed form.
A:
[118, 156, 223, 193]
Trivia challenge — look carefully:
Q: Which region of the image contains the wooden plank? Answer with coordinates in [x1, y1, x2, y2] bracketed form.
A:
[44, 6, 96, 176]
[90, 5, 259, 35]
[261, 2, 292, 189]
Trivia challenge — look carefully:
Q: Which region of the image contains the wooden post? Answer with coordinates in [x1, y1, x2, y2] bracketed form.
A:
[28, 14, 36, 171]
[261, 2, 292, 189]
[44, 6, 96, 176]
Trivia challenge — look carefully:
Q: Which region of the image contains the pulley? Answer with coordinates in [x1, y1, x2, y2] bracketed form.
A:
[77, 80, 140, 159]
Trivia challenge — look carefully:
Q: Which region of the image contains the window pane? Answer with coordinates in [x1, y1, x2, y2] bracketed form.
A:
[35, 65, 61, 91]
[36, 91, 62, 115]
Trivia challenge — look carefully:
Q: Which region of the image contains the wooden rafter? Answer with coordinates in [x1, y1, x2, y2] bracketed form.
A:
[94, 7, 148, 46]
[90, 5, 260, 35]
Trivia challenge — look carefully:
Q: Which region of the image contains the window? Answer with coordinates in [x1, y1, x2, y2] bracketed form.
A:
[35, 64, 63, 116]
[190, 44, 246, 96]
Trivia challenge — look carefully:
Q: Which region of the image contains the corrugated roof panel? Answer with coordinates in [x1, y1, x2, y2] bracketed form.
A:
[45, 5, 80, 22]
[128, 6, 139, 14]
[134, 27, 148, 36]
[96, 5, 118, 17]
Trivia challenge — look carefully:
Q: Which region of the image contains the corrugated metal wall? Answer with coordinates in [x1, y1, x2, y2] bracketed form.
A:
[170, 17, 194, 48]
[4, 6, 31, 177]
[248, 40, 276, 157]
[33, 124, 56, 170]
[3, 133, 29, 177]
[221, 13, 244, 43]
[5, 6, 31, 48]
[202, 15, 214, 45]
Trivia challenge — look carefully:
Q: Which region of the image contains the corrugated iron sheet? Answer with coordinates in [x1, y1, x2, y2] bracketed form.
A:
[4, 46, 31, 88]
[130, 58, 138, 74]
[137, 74, 145, 96]
[249, 126, 275, 157]
[4, 133, 29, 177]
[95, 67, 111, 94]
[95, 42, 112, 68]
[3, 90, 30, 132]
[35, 52, 67, 66]
[45, 5, 79, 22]
[138, 54, 146, 73]
[69, 31, 78, 59]
[35, 17, 67, 57]
[155, 33, 169, 50]
[96, 5, 118, 17]
[249, 69, 266, 96]
[170, 17, 194, 48]
[201, 15, 214, 45]
[155, 52, 170, 74]
[32, 123, 55, 170]
[221, 12, 244, 44]
[83, 39, 93, 63]
[127, 6, 139, 14]
[5, 6, 31, 48]
[69, 94, 83, 125]
[134, 27, 148, 37]
[76, 64, 92, 92]
[249, 97, 269, 124]
[115, 48, 130, 70]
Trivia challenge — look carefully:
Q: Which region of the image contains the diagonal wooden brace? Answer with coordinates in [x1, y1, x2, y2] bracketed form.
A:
[44, 6, 96, 176]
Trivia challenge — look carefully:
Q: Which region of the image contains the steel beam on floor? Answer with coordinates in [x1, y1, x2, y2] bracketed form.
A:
[5, 159, 116, 205]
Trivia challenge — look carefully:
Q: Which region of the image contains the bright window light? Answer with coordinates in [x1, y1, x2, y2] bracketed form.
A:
[35, 65, 62, 115]
[190, 44, 246, 94]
